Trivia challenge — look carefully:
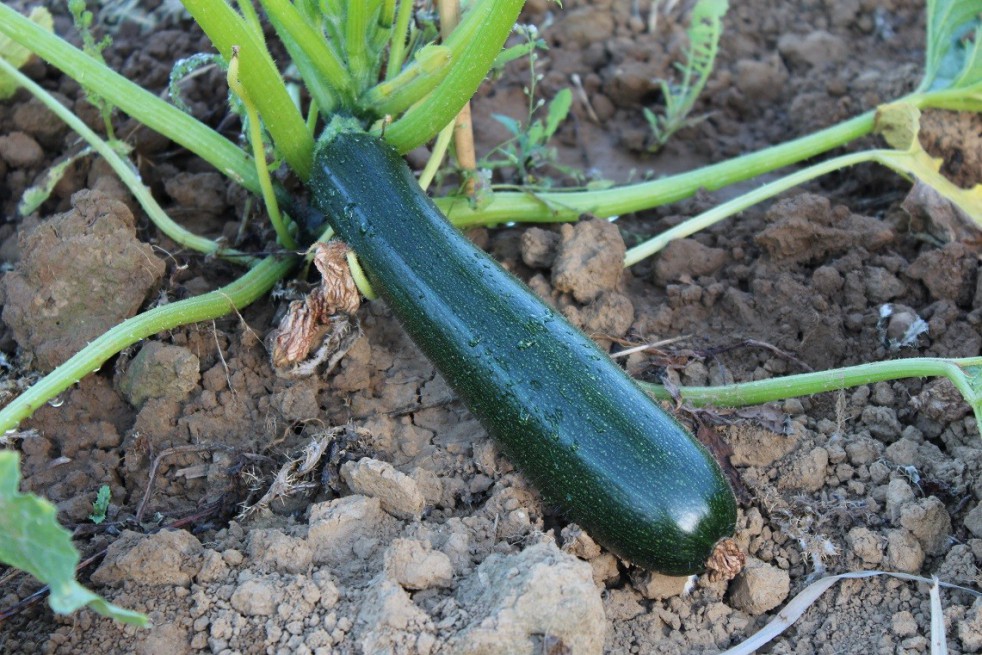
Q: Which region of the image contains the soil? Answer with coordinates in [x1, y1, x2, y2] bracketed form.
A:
[2, 0, 982, 653]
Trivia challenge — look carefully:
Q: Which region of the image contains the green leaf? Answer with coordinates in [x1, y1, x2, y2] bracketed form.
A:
[544, 88, 572, 139]
[921, 0, 982, 92]
[492, 113, 522, 136]
[0, 451, 147, 625]
[89, 484, 111, 525]
[0, 7, 52, 99]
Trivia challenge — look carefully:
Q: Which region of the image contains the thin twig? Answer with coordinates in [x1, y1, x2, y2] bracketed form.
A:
[609, 335, 690, 359]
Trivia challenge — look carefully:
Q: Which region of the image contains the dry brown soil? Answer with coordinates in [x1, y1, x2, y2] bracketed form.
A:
[2, 0, 982, 653]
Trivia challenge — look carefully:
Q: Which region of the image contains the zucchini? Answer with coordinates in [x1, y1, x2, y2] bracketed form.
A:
[311, 121, 738, 576]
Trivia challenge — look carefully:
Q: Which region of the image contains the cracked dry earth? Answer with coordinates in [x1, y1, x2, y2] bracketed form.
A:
[2, 0, 982, 654]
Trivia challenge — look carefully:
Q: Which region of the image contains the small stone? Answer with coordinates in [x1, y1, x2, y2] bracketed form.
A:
[195, 549, 230, 583]
[728, 558, 790, 615]
[653, 238, 727, 285]
[891, 610, 918, 637]
[845, 438, 880, 466]
[885, 478, 915, 522]
[885, 438, 919, 468]
[966, 504, 982, 539]
[899, 496, 952, 556]
[520, 227, 560, 269]
[119, 342, 200, 407]
[91, 529, 203, 587]
[307, 496, 396, 566]
[0, 131, 44, 168]
[886, 529, 925, 573]
[230, 578, 281, 616]
[246, 529, 312, 574]
[777, 30, 848, 68]
[861, 405, 902, 441]
[560, 524, 602, 560]
[846, 527, 883, 566]
[446, 542, 605, 653]
[632, 571, 691, 600]
[959, 599, 982, 651]
[341, 458, 426, 520]
[551, 219, 626, 303]
[384, 539, 454, 590]
[780, 447, 828, 492]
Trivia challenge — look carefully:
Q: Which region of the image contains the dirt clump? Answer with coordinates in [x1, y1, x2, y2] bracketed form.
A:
[1, 190, 165, 371]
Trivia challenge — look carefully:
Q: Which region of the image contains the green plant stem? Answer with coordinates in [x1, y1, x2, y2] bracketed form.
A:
[260, 0, 354, 114]
[385, 0, 416, 80]
[227, 50, 299, 250]
[0, 56, 255, 264]
[344, 0, 377, 85]
[0, 256, 297, 435]
[0, 3, 260, 193]
[439, 85, 973, 228]
[384, 0, 525, 153]
[637, 357, 982, 433]
[418, 120, 456, 191]
[438, 111, 877, 226]
[180, 0, 313, 180]
[623, 149, 876, 266]
[235, 0, 264, 40]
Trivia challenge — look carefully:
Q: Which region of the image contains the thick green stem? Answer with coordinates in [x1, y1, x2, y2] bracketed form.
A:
[439, 111, 877, 226]
[260, 0, 354, 113]
[344, 0, 380, 86]
[0, 3, 260, 193]
[181, 0, 313, 180]
[384, 0, 525, 153]
[638, 357, 982, 433]
[0, 256, 297, 434]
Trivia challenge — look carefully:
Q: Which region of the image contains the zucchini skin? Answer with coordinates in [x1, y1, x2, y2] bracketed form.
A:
[311, 128, 737, 574]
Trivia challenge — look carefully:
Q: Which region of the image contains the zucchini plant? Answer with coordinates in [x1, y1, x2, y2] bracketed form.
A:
[0, 0, 980, 620]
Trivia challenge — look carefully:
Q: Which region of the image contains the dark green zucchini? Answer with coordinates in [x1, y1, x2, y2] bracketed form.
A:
[311, 121, 738, 575]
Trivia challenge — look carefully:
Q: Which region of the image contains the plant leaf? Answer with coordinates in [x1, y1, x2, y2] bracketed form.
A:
[874, 102, 982, 225]
[921, 0, 982, 92]
[492, 113, 522, 136]
[0, 7, 52, 100]
[544, 88, 572, 139]
[0, 451, 147, 625]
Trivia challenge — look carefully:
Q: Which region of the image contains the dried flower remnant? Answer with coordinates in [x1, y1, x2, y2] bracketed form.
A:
[270, 241, 363, 377]
[706, 537, 745, 582]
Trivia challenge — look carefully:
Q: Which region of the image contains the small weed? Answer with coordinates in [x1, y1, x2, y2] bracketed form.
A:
[479, 25, 576, 186]
[643, 0, 727, 152]
[89, 484, 111, 524]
